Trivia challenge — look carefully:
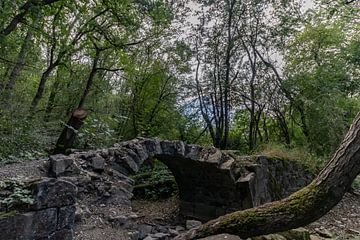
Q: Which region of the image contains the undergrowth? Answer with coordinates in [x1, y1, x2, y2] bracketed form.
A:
[254, 143, 328, 173]
[0, 179, 34, 212]
[132, 160, 178, 200]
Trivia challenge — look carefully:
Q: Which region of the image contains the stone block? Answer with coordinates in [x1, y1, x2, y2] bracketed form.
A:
[31, 178, 77, 210]
[121, 141, 149, 164]
[49, 155, 80, 177]
[0, 208, 57, 239]
[139, 138, 163, 157]
[90, 155, 105, 172]
[161, 140, 185, 156]
[58, 205, 76, 230]
[184, 145, 202, 161]
[112, 149, 140, 174]
[49, 228, 74, 240]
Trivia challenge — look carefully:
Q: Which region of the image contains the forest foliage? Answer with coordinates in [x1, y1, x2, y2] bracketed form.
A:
[0, 0, 359, 167]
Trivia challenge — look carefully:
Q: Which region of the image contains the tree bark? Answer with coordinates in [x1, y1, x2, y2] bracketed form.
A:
[5, 28, 32, 92]
[53, 47, 101, 153]
[44, 69, 61, 121]
[176, 112, 360, 239]
[30, 62, 59, 112]
[53, 108, 88, 154]
[77, 47, 100, 109]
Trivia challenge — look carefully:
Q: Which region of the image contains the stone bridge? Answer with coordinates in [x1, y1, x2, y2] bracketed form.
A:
[0, 138, 314, 240]
[51, 138, 313, 220]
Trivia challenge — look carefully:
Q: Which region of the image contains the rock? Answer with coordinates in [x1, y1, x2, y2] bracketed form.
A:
[175, 226, 185, 232]
[58, 205, 76, 230]
[91, 155, 105, 171]
[0, 208, 57, 239]
[279, 228, 310, 240]
[169, 228, 179, 236]
[31, 178, 77, 210]
[112, 150, 140, 174]
[186, 220, 202, 230]
[309, 235, 323, 240]
[157, 225, 169, 233]
[161, 140, 185, 156]
[198, 234, 241, 240]
[138, 224, 153, 239]
[75, 205, 91, 222]
[315, 228, 333, 238]
[139, 138, 163, 157]
[49, 155, 79, 177]
[108, 214, 137, 229]
[128, 230, 140, 240]
[49, 229, 74, 240]
[144, 236, 156, 240]
[151, 232, 170, 239]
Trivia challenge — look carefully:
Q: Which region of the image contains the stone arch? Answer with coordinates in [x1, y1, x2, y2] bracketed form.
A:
[50, 138, 314, 221]
[97, 138, 313, 221]
[109, 138, 249, 221]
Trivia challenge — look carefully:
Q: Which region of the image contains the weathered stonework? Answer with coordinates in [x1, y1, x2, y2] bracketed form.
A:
[0, 138, 314, 239]
[63, 138, 313, 221]
[0, 178, 77, 240]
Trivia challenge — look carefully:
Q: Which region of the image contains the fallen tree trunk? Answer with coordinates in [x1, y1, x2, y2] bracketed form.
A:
[176, 112, 360, 239]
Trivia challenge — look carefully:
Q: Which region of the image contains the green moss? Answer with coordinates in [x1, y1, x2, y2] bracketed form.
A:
[192, 182, 329, 239]
[0, 210, 18, 219]
[267, 183, 327, 216]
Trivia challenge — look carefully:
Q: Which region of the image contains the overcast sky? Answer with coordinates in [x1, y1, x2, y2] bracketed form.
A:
[185, 0, 315, 24]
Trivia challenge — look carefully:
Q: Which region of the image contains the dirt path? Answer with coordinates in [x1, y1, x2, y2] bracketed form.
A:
[306, 191, 360, 238]
[0, 159, 48, 180]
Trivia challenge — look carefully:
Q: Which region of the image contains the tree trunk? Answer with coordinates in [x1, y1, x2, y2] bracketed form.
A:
[53, 108, 87, 154]
[44, 70, 61, 122]
[5, 28, 32, 92]
[176, 112, 360, 239]
[53, 47, 100, 153]
[0, 0, 60, 37]
[30, 61, 59, 112]
[77, 47, 100, 109]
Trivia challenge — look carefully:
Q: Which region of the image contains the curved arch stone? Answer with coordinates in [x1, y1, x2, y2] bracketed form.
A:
[49, 138, 314, 221]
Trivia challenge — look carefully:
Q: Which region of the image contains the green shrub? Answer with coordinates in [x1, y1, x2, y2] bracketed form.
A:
[132, 160, 178, 200]
[0, 115, 51, 165]
[0, 179, 34, 212]
[76, 115, 119, 149]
